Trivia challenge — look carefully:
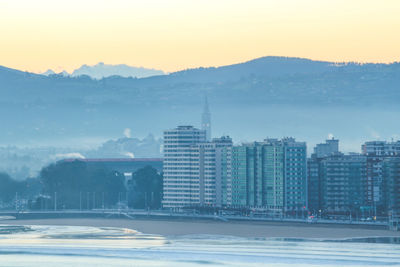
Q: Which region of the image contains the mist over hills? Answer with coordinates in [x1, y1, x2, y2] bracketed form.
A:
[0, 135, 162, 179]
[3, 56, 400, 106]
[86, 134, 162, 159]
[0, 56, 399, 156]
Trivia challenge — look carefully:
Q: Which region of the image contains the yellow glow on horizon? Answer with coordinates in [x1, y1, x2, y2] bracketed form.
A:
[1, 0, 400, 73]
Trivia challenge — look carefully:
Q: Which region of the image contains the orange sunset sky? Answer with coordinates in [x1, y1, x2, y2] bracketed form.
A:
[1, 0, 400, 73]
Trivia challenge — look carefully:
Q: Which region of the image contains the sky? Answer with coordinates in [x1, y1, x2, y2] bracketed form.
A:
[1, 0, 400, 73]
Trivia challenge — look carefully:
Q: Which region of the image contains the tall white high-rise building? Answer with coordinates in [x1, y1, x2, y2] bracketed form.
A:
[201, 96, 211, 141]
[162, 126, 206, 208]
[162, 125, 232, 208]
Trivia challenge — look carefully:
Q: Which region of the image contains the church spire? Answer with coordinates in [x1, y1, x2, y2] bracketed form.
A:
[201, 95, 211, 141]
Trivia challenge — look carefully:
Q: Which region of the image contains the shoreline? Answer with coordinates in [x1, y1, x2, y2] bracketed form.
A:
[2, 217, 400, 239]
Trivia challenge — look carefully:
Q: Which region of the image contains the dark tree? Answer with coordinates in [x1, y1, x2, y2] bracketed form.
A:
[128, 166, 163, 209]
[21, 178, 42, 199]
[0, 172, 21, 203]
[38, 161, 126, 209]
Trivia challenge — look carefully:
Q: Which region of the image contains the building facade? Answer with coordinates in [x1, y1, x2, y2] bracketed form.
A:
[307, 157, 321, 213]
[308, 139, 400, 218]
[307, 139, 340, 213]
[382, 157, 400, 215]
[319, 153, 367, 216]
[362, 141, 400, 156]
[230, 138, 307, 214]
[162, 126, 206, 208]
[313, 138, 339, 158]
[361, 140, 400, 216]
[162, 125, 232, 208]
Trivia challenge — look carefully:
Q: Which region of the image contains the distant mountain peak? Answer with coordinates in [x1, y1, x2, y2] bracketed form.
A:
[41, 69, 70, 77]
[42, 69, 56, 76]
[58, 70, 70, 77]
[71, 62, 165, 79]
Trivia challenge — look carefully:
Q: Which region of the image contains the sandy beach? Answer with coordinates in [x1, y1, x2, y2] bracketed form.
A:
[3, 217, 400, 239]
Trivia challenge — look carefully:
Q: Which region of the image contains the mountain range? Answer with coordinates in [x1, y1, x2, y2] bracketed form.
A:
[0, 56, 399, 152]
[41, 62, 165, 79]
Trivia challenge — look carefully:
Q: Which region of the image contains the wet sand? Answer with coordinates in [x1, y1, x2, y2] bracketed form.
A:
[3, 217, 400, 239]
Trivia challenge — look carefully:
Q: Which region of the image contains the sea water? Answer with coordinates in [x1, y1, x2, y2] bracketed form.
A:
[0, 224, 399, 266]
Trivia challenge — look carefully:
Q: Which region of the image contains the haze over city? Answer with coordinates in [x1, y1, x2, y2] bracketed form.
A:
[1, 1, 400, 266]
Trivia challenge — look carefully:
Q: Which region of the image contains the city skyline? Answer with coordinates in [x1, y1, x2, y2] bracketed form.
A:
[1, 0, 399, 265]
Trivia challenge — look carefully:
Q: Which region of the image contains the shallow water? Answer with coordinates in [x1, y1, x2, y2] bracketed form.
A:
[0, 225, 399, 266]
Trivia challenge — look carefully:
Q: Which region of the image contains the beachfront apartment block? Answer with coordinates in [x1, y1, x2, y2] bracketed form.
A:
[162, 125, 400, 216]
[307, 138, 341, 214]
[362, 141, 400, 216]
[308, 139, 400, 218]
[162, 125, 232, 208]
[230, 138, 307, 214]
[319, 153, 367, 216]
[382, 157, 400, 215]
[162, 126, 206, 208]
[308, 139, 369, 217]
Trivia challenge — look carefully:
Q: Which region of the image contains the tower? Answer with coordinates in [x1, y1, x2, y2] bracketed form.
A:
[201, 96, 211, 141]
[162, 126, 206, 208]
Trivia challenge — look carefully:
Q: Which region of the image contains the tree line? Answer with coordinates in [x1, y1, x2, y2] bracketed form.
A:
[0, 161, 163, 210]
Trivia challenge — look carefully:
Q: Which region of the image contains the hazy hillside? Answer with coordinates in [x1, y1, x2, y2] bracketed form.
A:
[0, 56, 399, 151]
[1, 57, 400, 106]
